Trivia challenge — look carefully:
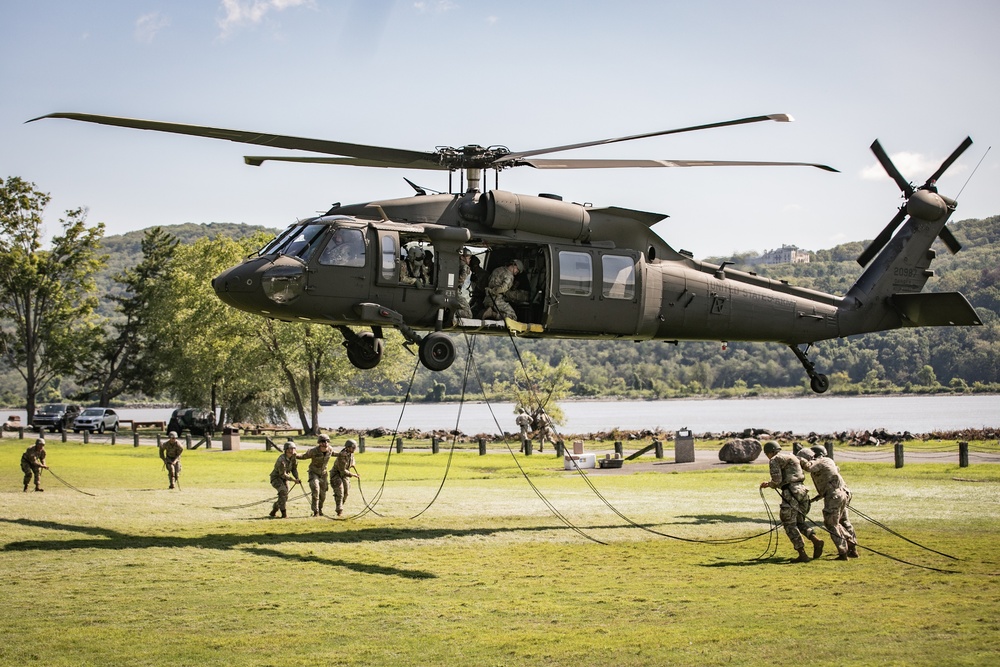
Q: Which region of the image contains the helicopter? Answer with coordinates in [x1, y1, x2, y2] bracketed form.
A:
[31, 112, 982, 392]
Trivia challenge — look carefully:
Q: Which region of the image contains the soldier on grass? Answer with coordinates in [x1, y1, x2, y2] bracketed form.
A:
[269, 441, 301, 519]
[21, 438, 49, 492]
[759, 440, 824, 563]
[798, 446, 860, 560]
[159, 431, 184, 490]
[297, 433, 334, 517]
[330, 439, 360, 517]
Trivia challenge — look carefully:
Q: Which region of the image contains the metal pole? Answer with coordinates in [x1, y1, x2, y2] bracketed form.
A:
[358, 435, 366, 454]
[959, 441, 969, 468]
[396, 437, 403, 454]
[614, 441, 623, 457]
[431, 436, 439, 454]
[894, 443, 904, 468]
[654, 439, 663, 459]
[478, 437, 486, 456]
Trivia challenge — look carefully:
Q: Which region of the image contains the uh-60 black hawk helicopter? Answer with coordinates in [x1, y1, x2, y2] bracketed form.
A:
[32, 112, 982, 392]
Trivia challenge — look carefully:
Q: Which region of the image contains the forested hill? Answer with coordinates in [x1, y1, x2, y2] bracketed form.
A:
[95, 216, 999, 397]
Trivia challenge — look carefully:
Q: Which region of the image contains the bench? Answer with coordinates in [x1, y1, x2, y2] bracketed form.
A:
[120, 420, 167, 431]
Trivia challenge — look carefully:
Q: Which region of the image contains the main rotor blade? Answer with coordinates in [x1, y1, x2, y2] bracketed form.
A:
[500, 113, 796, 162]
[517, 157, 839, 172]
[857, 206, 908, 267]
[870, 139, 914, 197]
[29, 112, 441, 167]
[926, 136, 973, 186]
[244, 155, 449, 170]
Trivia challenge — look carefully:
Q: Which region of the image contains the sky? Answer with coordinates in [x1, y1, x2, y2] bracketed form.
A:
[2, 0, 999, 258]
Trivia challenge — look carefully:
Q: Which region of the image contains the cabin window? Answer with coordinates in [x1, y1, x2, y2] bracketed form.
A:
[558, 251, 592, 296]
[602, 255, 635, 299]
[380, 234, 397, 281]
[318, 228, 366, 267]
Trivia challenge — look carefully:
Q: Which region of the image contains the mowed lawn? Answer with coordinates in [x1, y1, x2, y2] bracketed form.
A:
[1, 438, 999, 666]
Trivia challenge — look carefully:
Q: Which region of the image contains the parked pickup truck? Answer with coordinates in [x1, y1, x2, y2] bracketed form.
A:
[33, 403, 81, 432]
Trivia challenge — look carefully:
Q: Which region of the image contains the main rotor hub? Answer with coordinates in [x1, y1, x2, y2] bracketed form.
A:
[434, 144, 512, 170]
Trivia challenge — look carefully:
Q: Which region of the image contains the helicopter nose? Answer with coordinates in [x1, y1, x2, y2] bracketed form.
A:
[213, 257, 308, 312]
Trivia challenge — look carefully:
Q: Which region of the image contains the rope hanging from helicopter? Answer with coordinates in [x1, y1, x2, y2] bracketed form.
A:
[343, 352, 424, 520]
[408, 333, 477, 519]
[504, 328, 779, 547]
[761, 487, 959, 572]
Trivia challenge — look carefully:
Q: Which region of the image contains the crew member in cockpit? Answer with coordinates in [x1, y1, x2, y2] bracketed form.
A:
[321, 228, 365, 266]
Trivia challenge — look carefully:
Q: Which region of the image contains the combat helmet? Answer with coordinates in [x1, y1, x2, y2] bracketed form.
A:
[796, 448, 815, 461]
[810, 445, 828, 459]
[762, 441, 782, 455]
[344, 438, 358, 450]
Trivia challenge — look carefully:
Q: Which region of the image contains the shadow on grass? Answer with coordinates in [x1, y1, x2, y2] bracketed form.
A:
[673, 514, 772, 526]
[701, 556, 792, 568]
[1, 518, 450, 579]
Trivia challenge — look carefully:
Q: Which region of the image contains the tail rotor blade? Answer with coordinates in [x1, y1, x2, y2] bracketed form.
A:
[938, 227, 962, 254]
[857, 207, 908, 267]
[871, 140, 914, 197]
[926, 136, 973, 187]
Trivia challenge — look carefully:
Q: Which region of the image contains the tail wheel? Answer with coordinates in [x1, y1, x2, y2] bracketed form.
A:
[419, 332, 456, 371]
[345, 331, 384, 370]
[810, 374, 830, 394]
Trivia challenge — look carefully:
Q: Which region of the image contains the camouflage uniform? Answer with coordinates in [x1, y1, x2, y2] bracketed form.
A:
[298, 444, 334, 515]
[765, 451, 817, 551]
[515, 410, 532, 442]
[803, 457, 857, 557]
[534, 410, 556, 452]
[400, 246, 427, 286]
[454, 258, 473, 320]
[331, 446, 356, 515]
[485, 266, 528, 320]
[269, 452, 300, 518]
[20, 442, 47, 491]
[159, 437, 184, 489]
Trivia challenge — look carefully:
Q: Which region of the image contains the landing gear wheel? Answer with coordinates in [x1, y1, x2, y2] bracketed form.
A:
[345, 332, 384, 370]
[419, 332, 456, 371]
[810, 374, 830, 394]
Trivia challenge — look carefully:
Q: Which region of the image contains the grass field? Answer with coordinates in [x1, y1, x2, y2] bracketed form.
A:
[2, 437, 999, 666]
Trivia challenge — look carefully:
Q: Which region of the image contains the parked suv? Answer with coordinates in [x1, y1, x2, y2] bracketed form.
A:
[33, 403, 82, 432]
[73, 407, 120, 434]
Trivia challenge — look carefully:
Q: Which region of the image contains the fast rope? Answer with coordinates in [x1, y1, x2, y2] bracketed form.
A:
[409, 333, 477, 519]
[506, 331, 778, 547]
[348, 352, 423, 520]
[213, 488, 310, 511]
[44, 468, 96, 497]
[755, 487, 781, 560]
[847, 502, 959, 561]
[781, 489, 958, 573]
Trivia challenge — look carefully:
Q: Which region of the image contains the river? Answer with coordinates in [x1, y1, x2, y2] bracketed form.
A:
[5, 395, 998, 435]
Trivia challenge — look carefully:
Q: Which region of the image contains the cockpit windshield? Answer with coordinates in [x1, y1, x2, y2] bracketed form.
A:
[264, 223, 328, 261]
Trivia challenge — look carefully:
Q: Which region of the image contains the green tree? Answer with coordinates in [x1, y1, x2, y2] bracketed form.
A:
[0, 177, 105, 420]
[151, 233, 285, 425]
[496, 350, 580, 426]
[75, 227, 179, 405]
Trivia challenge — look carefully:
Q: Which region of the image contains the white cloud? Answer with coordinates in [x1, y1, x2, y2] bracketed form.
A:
[413, 1, 458, 13]
[860, 150, 967, 183]
[218, 0, 313, 38]
[135, 12, 170, 43]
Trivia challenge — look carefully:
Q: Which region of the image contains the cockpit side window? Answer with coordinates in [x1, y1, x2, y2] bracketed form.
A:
[318, 227, 366, 267]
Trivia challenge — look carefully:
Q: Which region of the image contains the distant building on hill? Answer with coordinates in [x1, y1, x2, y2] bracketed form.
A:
[754, 244, 811, 265]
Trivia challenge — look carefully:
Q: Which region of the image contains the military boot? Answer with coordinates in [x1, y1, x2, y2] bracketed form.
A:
[835, 552, 849, 561]
[280, 510, 287, 519]
[23, 484, 28, 492]
[34, 486, 43, 492]
[268, 508, 277, 518]
[810, 535, 824, 559]
[848, 544, 860, 558]
[793, 548, 810, 563]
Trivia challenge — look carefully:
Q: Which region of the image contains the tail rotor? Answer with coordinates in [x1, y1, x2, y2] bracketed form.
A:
[857, 137, 972, 267]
